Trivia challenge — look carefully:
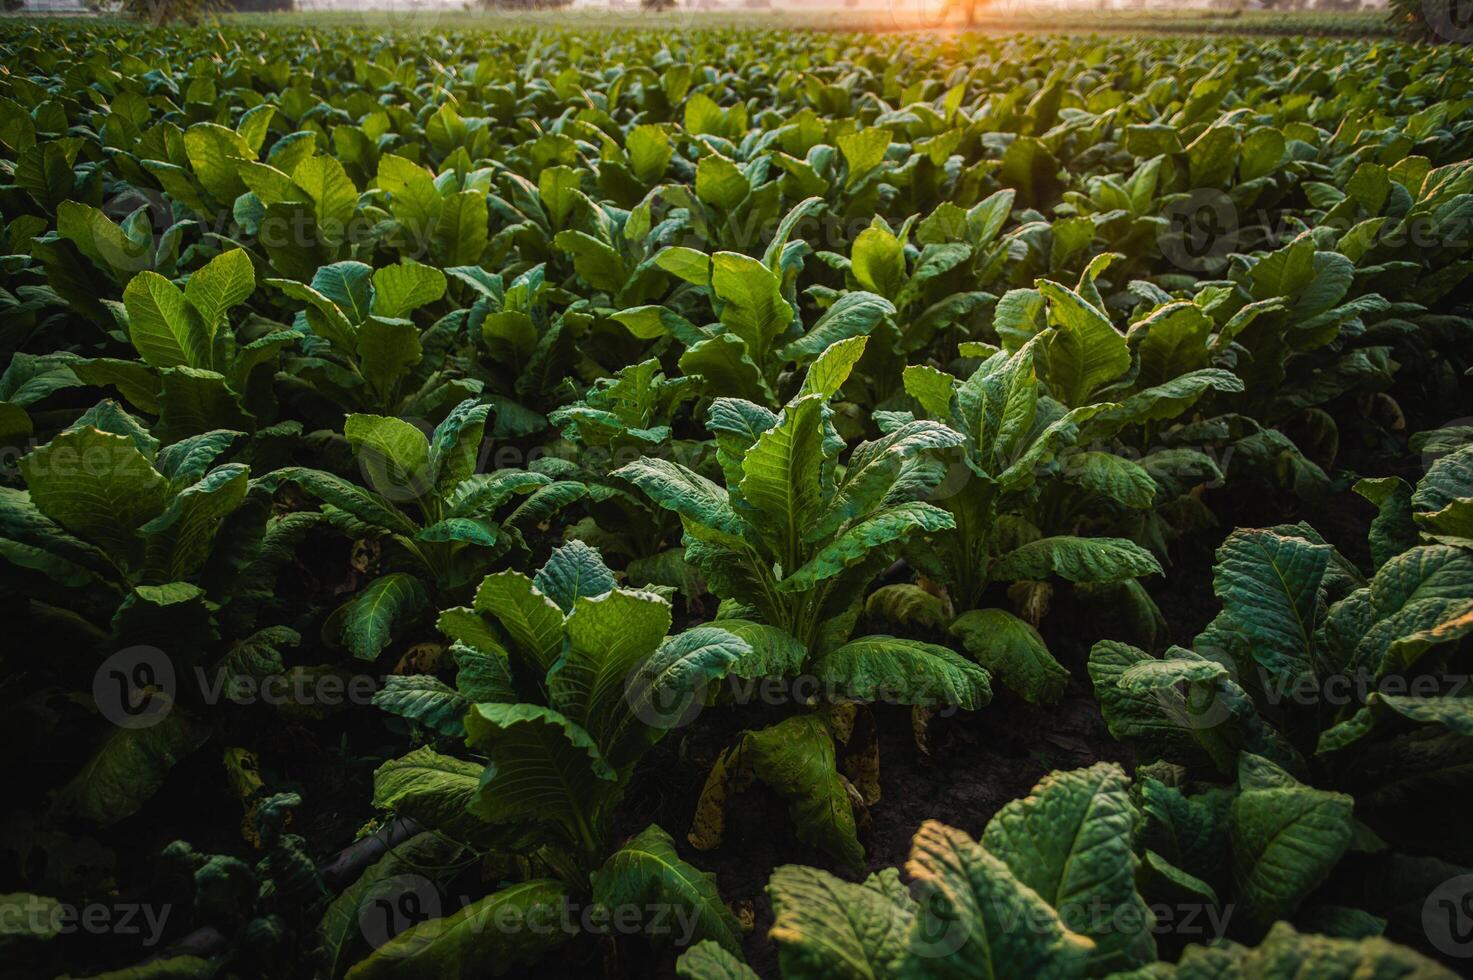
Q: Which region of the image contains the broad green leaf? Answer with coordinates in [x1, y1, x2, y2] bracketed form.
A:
[838, 127, 891, 187]
[1229, 754, 1354, 940]
[782, 293, 894, 360]
[372, 677, 469, 737]
[344, 880, 569, 980]
[534, 540, 616, 613]
[955, 344, 1038, 461]
[655, 246, 711, 286]
[711, 251, 792, 367]
[612, 625, 749, 765]
[1087, 640, 1238, 771]
[613, 305, 706, 343]
[1413, 445, 1473, 540]
[358, 317, 423, 398]
[372, 261, 447, 320]
[614, 458, 748, 541]
[371, 747, 500, 846]
[816, 635, 992, 710]
[552, 587, 673, 732]
[312, 261, 375, 325]
[800, 335, 870, 398]
[463, 702, 616, 830]
[376, 154, 443, 246]
[865, 584, 952, 631]
[450, 641, 517, 704]
[345, 414, 431, 500]
[1085, 369, 1242, 436]
[1134, 302, 1211, 387]
[905, 819, 1094, 979]
[69, 399, 158, 458]
[592, 825, 743, 951]
[54, 707, 208, 826]
[676, 941, 761, 980]
[1038, 280, 1129, 407]
[140, 463, 249, 580]
[1240, 126, 1286, 182]
[811, 421, 964, 541]
[740, 394, 824, 564]
[737, 714, 864, 873]
[258, 466, 415, 535]
[0, 491, 112, 589]
[851, 226, 905, 298]
[783, 503, 954, 589]
[768, 864, 915, 979]
[184, 248, 254, 338]
[341, 573, 428, 661]
[993, 536, 1161, 584]
[1172, 922, 1457, 980]
[903, 364, 957, 421]
[538, 165, 580, 227]
[56, 200, 151, 279]
[982, 762, 1156, 971]
[1212, 528, 1330, 688]
[679, 334, 768, 403]
[318, 833, 467, 980]
[292, 154, 358, 239]
[704, 619, 805, 680]
[627, 124, 673, 184]
[554, 230, 627, 293]
[20, 427, 170, 562]
[1353, 477, 1418, 570]
[124, 271, 211, 370]
[433, 190, 489, 266]
[473, 571, 565, 672]
[696, 154, 748, 210]
[949, 609, 1067, 705]
[426, 399, 491, 496]
[1062, 451, 1156, 510]
[1137, 778, 1230, 884]
[183, 122, 253, 201]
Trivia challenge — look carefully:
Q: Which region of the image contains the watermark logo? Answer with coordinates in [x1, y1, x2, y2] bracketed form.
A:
[358, 873, 442, 952]
[624, 659, 710, 730]
[375, 0, 444, 32]
[1423, 0, 1473, 43]
[0, 895, 173, 947]
[355, 882, 707, 954]
[1424, 874, 1473, 958]
[95, 645, 176, 730]
[1158, 189, 1239, 273]
[908, 890, 1233, 961]
[884, 0, 952, 30]
[92, 646, 380, 726]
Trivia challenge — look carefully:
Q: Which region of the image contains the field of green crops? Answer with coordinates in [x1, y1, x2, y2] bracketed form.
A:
[3, 17, 1473, 980]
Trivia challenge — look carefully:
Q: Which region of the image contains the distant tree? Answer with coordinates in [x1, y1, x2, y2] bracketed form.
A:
[480, 0, 577, 7]
[115, 0, 214, 23]
[642, 0, 676, 10]
[478, 0, 573, 8]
